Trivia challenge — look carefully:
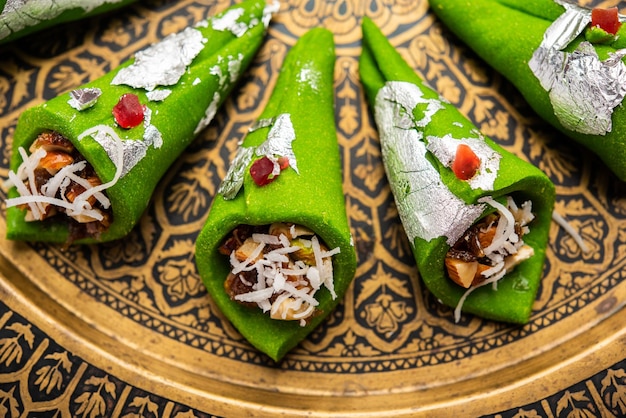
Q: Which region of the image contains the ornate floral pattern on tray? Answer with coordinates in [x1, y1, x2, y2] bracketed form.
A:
[0, 0, 625, 416]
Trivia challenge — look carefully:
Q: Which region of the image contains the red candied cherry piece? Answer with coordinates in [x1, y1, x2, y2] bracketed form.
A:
[113, 93, 145, 128]
[591, 7, 621, 35]
[452, 144, 481, 180]
[250, 156, 277, 186]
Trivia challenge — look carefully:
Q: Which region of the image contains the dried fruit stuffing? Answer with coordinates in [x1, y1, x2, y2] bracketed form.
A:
[5, 131, 112, 242]
[445, 196, 535, 289]
[219, 222, 340, 326]
[446, 196, 536, 322]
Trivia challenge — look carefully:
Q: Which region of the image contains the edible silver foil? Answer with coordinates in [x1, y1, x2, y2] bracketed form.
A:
[262, 2, 280, 28]
[297, 62, 322, 92]
[218, 113, 299, 200]
[194, 54, 245, 135]
[77, 126, 133, 177]
[146, 89, 171, 101]
[249, 118, 275, 131]
[0, 0, 125, 41]
[228, 53, 244, 83]
[119, 139, 149, 177]
[78, 107, 162, 178]
[209, 1, 279, 37]
[211, 8, 247, 37]
[426, 133, 501, 191]
[375, 81, 486, 246]
[111, 27, 206, 91]
[255, 113, 298, 174]
[71, 95, 162, 177]
[218, 147, 255, 199]
[194, 92, 221, 135]
[143, 125, 162, 151]
[529, 2, 626, 135]
[68, 88, 102, 110]
[142, 107, 163, 150]
[210, 54, 244, 86]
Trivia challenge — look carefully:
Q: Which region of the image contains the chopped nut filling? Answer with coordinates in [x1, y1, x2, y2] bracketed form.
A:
[219, 222, 340, 326]
[6, 130, 112, 242]
[445, 196, 535, 289]
[448, 196, 536, 323]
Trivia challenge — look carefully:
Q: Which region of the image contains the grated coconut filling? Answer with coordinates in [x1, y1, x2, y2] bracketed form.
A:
[227, 228, 340, 326]
[453, 196, 535, 323]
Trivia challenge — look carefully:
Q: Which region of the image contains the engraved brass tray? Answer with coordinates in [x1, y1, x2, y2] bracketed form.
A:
[0, 0, 625, 416]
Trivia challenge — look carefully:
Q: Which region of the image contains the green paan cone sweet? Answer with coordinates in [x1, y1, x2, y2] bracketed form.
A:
[0, 0, 139, 44]
[360, 17, 555, 323]
[5, 0, 277, 244]
[195, 28, 357, 361]
[430, 0, 626, 181]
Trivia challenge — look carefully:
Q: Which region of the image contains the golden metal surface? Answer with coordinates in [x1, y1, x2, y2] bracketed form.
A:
[0, 0, 625, 416]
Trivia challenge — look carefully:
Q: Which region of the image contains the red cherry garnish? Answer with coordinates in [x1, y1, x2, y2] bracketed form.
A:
[452, 144, 481, 180]
[250, 156, 277, 186]
[113, 93, 145, 128]
[591, 7, 621, 35]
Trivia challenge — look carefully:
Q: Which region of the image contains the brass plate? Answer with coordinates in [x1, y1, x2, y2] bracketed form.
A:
[1, 0, 625, 416]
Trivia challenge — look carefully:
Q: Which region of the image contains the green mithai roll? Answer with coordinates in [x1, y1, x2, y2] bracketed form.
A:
[195, 28, 357, 361]
[4, 0, 277, 244]
[0, 0, 138, 44]
[430, 0, 626, 181]
[360, 17, 555, 324]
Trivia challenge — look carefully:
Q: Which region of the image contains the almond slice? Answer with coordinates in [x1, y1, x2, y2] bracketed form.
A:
[477, 224, 497, 250]
[234, 237, 264, 262]
[445, 257, 479, 288]
[503, 244, 534, 272]
[39, 151, 75, 174]
[29, 131, 74, 154]
[270, 295, 314, 321]
[471, 263, 493, 287]
[65, 177, 101, 206]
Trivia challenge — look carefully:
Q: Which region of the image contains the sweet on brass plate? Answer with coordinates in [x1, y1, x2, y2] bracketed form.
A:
[0, 0, 625, 416]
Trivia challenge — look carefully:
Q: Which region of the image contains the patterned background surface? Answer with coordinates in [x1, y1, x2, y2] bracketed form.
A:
[0, 0, 625, 416]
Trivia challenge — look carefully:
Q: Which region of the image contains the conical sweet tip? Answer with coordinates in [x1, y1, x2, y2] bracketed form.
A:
[195, 28, 356, 361]
[359, 18, 555, 324]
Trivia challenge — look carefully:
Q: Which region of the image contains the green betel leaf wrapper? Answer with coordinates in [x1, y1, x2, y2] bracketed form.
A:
[5, 0, 276, 244]
[430, 0, 626, 181]
[0, 0, 139, 44]
[195, 28, 357, 361]
[360, 17, 555, 324]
